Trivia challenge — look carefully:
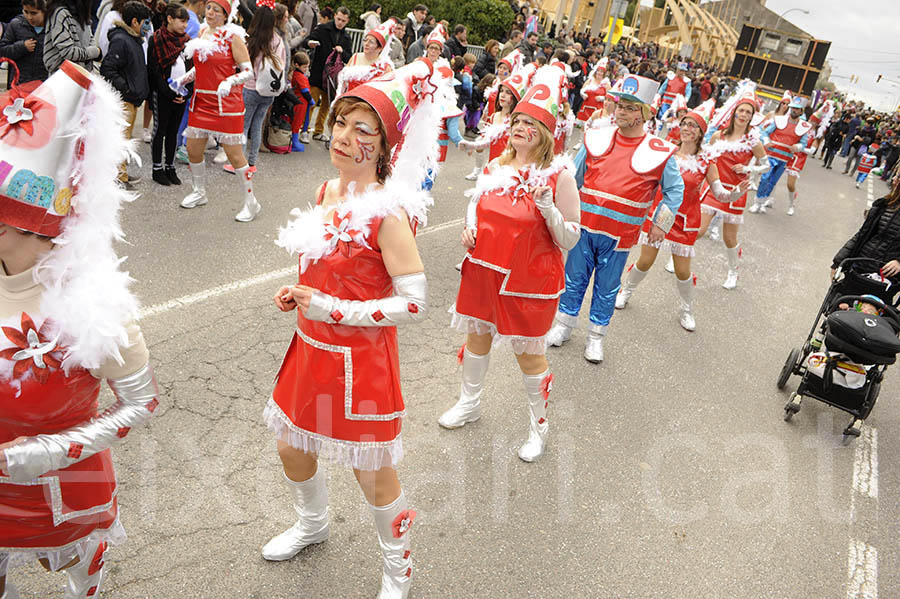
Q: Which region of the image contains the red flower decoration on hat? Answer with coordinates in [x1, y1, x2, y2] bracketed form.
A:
[323, 211, 369, 257]
[391, 509, 417, 538]
[0, 313, 62, 383]
[0, 84, 54, 149]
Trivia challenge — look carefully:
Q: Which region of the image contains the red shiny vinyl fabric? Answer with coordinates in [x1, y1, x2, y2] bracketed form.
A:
[489, 131, 509, 161]
[576, 87, 605, 122]
[700, 139, 754, 216]
[642, 156, 709, 246]
[272, 194, 403, 445]
[455, 171, 563, 338]
[0, 369, 118, 550]
[188, 39, 245, 136]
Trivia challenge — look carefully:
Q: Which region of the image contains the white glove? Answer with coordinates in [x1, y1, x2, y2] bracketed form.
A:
[168, 68, 195, 96]
[534, 188, 580, 250]
[458, 139, 476, 152]
[216, 79, 234, 98]
[711, 180, 744, 204]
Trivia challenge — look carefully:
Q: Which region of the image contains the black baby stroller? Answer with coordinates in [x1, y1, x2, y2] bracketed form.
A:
[778, 258, 900, 443]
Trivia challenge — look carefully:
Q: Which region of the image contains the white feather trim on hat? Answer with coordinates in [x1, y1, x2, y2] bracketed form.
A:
[334, 63, 392, 99]
[32, 73, 139, 373]
[710, 79, 757, 132]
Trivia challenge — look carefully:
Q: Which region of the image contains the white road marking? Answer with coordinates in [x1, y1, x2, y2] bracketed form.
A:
[138, 217, 465, 319]
[866, 176, 874, 210]
[852, 427, 878, 500]
[846, 540, 878, 599]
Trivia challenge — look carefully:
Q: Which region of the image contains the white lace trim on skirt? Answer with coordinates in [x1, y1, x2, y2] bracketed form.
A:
[638, 231, 695, 257]
[0, 518, 126, 576]
[263, 398, 403, 471]
[449, 306, 547, 355]
[700, 204, 744, 224]
[184, 126, 246, 146]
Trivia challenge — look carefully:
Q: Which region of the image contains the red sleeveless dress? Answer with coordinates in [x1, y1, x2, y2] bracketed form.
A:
[700, 132, 757, 224]
[188, 30, 245, 137]
[267, 186, 405, 470]
[1, 329, 119, 554]
[453, 167, 565, 354]
[640, 153, 711, 256]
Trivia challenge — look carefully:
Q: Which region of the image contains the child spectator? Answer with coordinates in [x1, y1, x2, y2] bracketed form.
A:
[452, 55, 471, 110]
[146, 1, 189, 186]
[0, 0, 48, 85]
[291, 50, 315, 146]
[856, 144, 879, 189]
[99, 0, 152, 188]
[464, 72, 494, 137]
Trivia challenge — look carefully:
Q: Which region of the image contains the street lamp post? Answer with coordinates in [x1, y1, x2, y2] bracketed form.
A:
[773, 8, 810, 32]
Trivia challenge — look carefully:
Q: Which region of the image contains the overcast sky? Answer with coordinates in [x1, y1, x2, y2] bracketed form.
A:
[735, 0, 900, 111]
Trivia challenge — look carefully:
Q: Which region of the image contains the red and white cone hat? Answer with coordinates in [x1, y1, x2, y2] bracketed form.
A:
[498, 49, 524, 74]
[368, 17, 397, 48]
[683, 99, 715, 134]
[0, 61, 94, 237]
[512, 65, 566, 134]
[425, 24, 446, 50]
[500, 62, 536, 102]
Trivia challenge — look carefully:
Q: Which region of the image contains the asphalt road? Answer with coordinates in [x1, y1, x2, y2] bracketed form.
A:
[11, 130, 896, 599]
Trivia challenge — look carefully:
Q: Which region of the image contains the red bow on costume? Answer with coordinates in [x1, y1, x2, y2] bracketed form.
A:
[0, 83, 44, 139]
[509, 169, 532, 205]
[540, 373, 554, 401]
[323, 211, 367, 257]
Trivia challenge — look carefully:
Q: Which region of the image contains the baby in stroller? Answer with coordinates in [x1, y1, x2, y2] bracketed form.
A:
[780, 259, 900, 442]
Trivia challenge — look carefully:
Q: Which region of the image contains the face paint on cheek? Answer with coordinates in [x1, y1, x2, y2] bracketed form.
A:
[525, 126, 538, 142]
[355, 139, 375, 164]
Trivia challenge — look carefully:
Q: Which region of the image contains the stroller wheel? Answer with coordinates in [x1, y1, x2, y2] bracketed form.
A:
[842, 419, 862, 445]
[783, 393, 802, 421]
[777, 347, 801, 390]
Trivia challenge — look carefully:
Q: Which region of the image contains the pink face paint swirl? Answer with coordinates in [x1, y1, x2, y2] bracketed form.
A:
[356, 140, 375, 164]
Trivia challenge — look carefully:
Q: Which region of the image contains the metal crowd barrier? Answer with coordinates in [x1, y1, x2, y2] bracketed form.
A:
[345, 27, 485, 61]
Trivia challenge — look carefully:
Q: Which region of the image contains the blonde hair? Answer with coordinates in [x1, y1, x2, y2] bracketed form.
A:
[463, 52, 476, 66]
[499, 114, 554, 170]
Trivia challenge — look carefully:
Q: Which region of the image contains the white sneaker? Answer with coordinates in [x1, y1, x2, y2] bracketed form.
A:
[464, 167, 480, 181]
[545, 321, 572, 347]
[583, 331, 604, 363]
[664, 256, 675, 273]
[708, 225, 721, 241]
[300, 132, 310, 144]
[181, 190, 208, 208]
[723, 270, 739, 290]
[141, 128, 151, 143]
[787, 204, 795, 215]
[235, 196, 261, 222]
[855, 182, 860, 189]
[762, 198, 774, 210]
[213, 148, 228, 164]
[748, 202, 761, 214]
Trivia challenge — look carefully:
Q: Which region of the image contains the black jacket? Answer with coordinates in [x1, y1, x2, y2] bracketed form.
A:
[146, 33, 188, 103]
[516, 40, 535, 64]
[302, 20, 351, 88]
[833, 197, 900, 268]
[0, 15, 48, 85]
[473, 52, 495, 82]
[826, 120, 849, 150]
[100, 22, 149, 106]
[445, 35, 466, 58]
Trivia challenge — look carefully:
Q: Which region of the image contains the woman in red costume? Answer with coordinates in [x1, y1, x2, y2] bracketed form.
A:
[615, 101, 749, 331]
[439, 66, 581, 463]
[575, 57, 609, 124]
[335, 18, 395, 96]
[261, 58, 450, 599]
[0, 62, 159, 599]
[169, 0, 261, 221]
[697, 89, 769, 290]
[458, 62, 535, 178]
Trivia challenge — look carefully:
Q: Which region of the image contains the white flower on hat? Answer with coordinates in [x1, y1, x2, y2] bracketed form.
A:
[3, 97, 33, 124]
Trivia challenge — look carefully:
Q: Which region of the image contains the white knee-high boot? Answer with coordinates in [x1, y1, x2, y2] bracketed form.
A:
[615, 263, 649, 309]
[181, 160, 207, 208]
[787, 190, 798, 215]
[518, 369, 552, 462]
[234, 165, 261, 222]
[723, 245, 741, 290]
[64, 540, 107, 599]
[370, 492, 415, 599]
[466, 151, 486, 180]
[262, 468, 330, 561]
[439, 348, 490, 428]
[676, 274, 696, 331]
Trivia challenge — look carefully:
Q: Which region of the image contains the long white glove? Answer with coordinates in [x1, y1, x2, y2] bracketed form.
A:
[459, 138, 490, 152]
[168, 68, 196, 96]
[534, 188, 580, 250]
[304, 272, 427, 326]
[217, 61, 253, 98]
[465, 194, 479, 232]
[3, 364, 159, 483]
[711, 180, 745, 204]
[736, 157, 770, 175]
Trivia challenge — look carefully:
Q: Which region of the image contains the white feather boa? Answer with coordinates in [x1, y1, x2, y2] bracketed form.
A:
[275, 181, 432, 273]
[185, 24, 246, 63]
[27, 73, 139, 373]
[674, 151, 711, 175]
[705, 129, 760, 160]
[466, 154, 574, 204]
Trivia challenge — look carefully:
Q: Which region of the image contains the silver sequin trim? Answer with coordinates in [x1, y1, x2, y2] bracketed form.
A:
[0, 475, 118, 527]
[464, 255, 564, 300]
[264, 397, 402, 449]
[295, 329, 406, 422]
[581, 187, 654, 209]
